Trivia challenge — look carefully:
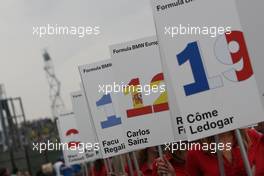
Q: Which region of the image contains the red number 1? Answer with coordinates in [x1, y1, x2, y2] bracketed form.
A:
[124, 73, 169, 118]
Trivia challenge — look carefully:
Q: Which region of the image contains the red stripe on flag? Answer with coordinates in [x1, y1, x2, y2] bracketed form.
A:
[153, 103, 169, 112]
[127, 106, 152, 118]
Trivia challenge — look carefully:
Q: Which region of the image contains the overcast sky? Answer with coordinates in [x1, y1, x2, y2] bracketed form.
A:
[0, 0, 156, 120]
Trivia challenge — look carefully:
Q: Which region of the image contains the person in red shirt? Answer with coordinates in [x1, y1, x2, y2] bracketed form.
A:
[252, 126, 264, 176]
[0, 168, 10, 176]
[125, 147, 158, 176]
[186, 129, 259, 176]
[152, 147, 187, 176]
[89, 159, 107, 176]
[254, 122, 264, 134]
[138, 147, 158, 176]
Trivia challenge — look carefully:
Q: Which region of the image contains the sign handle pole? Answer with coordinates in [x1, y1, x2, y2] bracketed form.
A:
[83, 162, 88, 176]
[90, 162, 95, 176]
[235, 129, 252, 176]
[126, 153, 134, 176]
[214, 135, 225, 176]
[107, 158, 113, 174]
[157, 146, 168, 176]
[103, 159, 110, 175]
[157, 146, 173, 176]
[157, 145, 163, 157]
[119, 155, 126, 175]
[132, 151, 141, 176]
[81, 163, 84, 176]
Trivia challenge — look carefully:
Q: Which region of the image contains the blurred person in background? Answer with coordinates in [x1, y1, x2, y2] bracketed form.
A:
[60, 164, 81, 176]
[53, 157, 64, 176]
[137, 147, 158, 176]
[186, 128, 260, 176]
[15, 171, 22, 176]
[23, 171, 30, 176]
[125, 147, 158, 176]
[252, 127, 264, 176]
[36, 167, 45, 176]
[255, 122, 264, 134]
[89, 159, 107, 176]
[152, 145, 187, 176]
[59, 165, 72, 176]
[0, 168, 10, 176]
[71, 165, 81, 176]
[38, 163, 54, 176]
[11, 168, 18, 176]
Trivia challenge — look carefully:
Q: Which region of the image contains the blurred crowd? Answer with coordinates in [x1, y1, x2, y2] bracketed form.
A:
[88, 123, 264, 176]
[0, 168, 30, 176]
[1, 123, 264, 176]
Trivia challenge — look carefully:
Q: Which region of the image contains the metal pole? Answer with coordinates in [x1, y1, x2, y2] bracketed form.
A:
[157, 146, 163, 157]
[9, 145, 16, 172]
[157, 146, 165, 176]
[107, 158, 113, 174]
[235, 129, 252, 176]
[90, 162, 96, 176]
[0, 100, 16, 170]
[81, 164, 85, 176]
[18, 98, 32, 176]
[214, 135, 225, 176]
[126, 153, 134, 176]
[24, 144, 32, 176]
[18, 98, 26, 123]
[157, 146, 172, 176]
[0, 100, 8, 151]
[9, 99, 18, 125]
[119, 155, 126, 175]
[132, 151, 141, 176]
[3, 99, 17, 153]
[103, 159, 110, 174]
[9, 99, 21, 149]
[82, 163, 87, 176]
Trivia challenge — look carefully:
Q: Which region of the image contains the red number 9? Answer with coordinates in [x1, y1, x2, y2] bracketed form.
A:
[214, 31, 253, 82]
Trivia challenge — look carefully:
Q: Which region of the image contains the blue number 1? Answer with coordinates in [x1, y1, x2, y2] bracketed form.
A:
[177, 42, 210, 96]
[96, 94, 121, 129]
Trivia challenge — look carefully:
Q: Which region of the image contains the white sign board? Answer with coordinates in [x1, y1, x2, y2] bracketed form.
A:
[159, 45, 187, 141]
[79, 60, 127, 158]
[71, 91, 101, 161]
[236, 0, 264, 107]
[57, 112, 89, 166]
[151, 0, 264, 140]
[109, 36, 184, 150]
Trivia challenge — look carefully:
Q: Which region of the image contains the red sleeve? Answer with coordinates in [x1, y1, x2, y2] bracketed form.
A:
[254, 138, 264, 176]
[125, 165, 130, 176]
[186, 150, 202, 176]
[92, 165, 107, 176]
[151, 160, 158, 176]
[247, 129, 262, 143]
